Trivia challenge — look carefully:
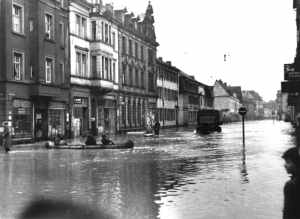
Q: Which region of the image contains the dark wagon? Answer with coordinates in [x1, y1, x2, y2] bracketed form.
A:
[196, 109, 223, 134]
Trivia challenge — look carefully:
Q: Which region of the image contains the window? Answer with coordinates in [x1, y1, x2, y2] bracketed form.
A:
[59, 22, 64, 46]
[135, 42, 138, 58]
[75, 51, 88, 77]
[59, 0, 64, 8]
[13, 51, 24, 80]
[141, 71, 144, 88]
[60, 63, 65, 83]
[122, 36, 126, 54]
[91, 21, 96, 40]
[45, 57, 54, 83]
[104, 23, 108, 43]
[112, 32, 116, 49]
[129, 66, 133, 86]
[129, 39, 132, 56]
[92, 56, 97, 76]
[29, 20, 34, 32]
[113, 62, 116, 82]
[45, 13, 53, 39]
[140, 46, 144, 60]
[12, 4, 23, 33]
[108, 25, 111, 45]
[104, 57, 108, 79]
[75, 14, 87, 38]
[148, 49, 154, 65]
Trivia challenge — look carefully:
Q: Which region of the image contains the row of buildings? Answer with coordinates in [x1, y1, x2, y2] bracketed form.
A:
[0, 0, 265, 143]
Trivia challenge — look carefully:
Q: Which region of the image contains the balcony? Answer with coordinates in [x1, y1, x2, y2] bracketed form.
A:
[71, 75, 115, 93]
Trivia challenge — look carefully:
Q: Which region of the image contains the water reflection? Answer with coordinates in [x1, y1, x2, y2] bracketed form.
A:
[0, 120, 296, 219]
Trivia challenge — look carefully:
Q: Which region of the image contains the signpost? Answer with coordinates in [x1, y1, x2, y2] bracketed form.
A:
[238, 107, 247, 147]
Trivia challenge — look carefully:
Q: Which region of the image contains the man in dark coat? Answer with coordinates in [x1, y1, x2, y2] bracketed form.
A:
[2, 122, 11, 152]
[153, 120, 160, 136]
[282, 147, 300, 219]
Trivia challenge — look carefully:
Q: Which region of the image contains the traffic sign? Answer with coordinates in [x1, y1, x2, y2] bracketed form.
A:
[238, 107, 247, 116]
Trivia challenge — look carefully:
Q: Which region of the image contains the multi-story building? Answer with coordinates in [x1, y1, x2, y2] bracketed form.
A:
[69, 0, 119, 136]
[156, 58, 179, 128]
[178, 72, 203, 126]
[242, 90, 264, 120]
[69, 0, 92, 137]
[281, 0, 300, 125]
[116, 3, 159, 132]
[0, 0, 70, 142]
[213, 80, 242, 113]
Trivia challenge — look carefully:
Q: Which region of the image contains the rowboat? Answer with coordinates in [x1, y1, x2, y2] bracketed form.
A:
[45, 140, 134, 150]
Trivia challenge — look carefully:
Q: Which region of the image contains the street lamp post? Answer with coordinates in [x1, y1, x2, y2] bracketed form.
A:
[238, 107, 247, 147]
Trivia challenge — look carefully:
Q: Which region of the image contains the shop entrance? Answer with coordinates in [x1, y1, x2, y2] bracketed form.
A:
[35, 109, 48, 140]
[73, 107, 88, 136]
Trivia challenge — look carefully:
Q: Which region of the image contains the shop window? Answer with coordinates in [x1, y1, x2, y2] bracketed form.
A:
[12, 100, 32, 139]
[48, 109, 65, 138]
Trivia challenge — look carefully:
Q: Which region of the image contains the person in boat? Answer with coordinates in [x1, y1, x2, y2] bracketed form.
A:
[101, 133, 114, 145]
[282, 147, 300, 219]
[85, 131, 97, 146]
[153, 120, 160, 136]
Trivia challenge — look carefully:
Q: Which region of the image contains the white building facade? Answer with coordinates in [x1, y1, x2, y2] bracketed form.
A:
[156, 58, 179, 127]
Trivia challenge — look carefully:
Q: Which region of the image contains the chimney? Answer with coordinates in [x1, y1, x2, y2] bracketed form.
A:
[158, 57, 163, 62]
[166, 61, 171, 66]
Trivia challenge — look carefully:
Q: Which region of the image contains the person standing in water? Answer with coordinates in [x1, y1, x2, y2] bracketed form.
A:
[282, 147, 300, 219]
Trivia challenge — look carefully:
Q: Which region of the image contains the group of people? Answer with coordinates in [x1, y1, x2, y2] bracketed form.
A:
[85, 132, 114, 146]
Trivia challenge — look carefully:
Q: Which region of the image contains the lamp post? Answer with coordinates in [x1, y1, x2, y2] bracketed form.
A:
[238, 106, 247, 147]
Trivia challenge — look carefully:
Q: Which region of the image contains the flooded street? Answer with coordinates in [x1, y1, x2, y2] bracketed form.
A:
[0, 120, 295, 219]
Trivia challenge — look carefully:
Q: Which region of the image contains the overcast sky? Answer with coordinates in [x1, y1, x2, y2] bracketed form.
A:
[110, 0, 296, 101]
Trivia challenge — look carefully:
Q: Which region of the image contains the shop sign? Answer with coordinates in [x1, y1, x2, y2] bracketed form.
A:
[73, 97, 83, 104]
[284, 64, 300, 80]
[17, 108, 26, 115]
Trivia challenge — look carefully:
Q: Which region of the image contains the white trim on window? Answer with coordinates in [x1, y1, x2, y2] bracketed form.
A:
[45, 57, 55, 83]
[12, 50, 25, 81]
[45, 12, 54, 40]
[12, 2, 24, 34]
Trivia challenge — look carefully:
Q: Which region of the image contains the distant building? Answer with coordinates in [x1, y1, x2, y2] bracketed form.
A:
[116, 3, 159, 132]
[213, 80, 242, 114]
[242, 90, 264, 120]
[0, 0, 70, 142]
[156, 58, 179, 128]
[178, 73, 203, 126]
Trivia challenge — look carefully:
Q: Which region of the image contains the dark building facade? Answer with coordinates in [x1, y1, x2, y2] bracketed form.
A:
[281, 0, 300, 124]
[116, 3, 159, 132]
[0, 0, 70, 142]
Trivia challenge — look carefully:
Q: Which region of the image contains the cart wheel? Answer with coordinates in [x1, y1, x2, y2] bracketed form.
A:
[216, 126, 222, 133]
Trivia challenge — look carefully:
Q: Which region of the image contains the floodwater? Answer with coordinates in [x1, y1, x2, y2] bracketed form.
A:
[0, 120, 295, 219]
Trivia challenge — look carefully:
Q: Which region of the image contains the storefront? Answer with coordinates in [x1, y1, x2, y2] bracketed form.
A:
[12, 99, 33, 140]
[48, 102, 66, 138]
[98, 97, 116, 134]
[72, 96, 89, 137]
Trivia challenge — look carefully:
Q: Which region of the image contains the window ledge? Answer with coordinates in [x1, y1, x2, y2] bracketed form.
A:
[12, 31, 26, 38]
[44, 37, 55, 44]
